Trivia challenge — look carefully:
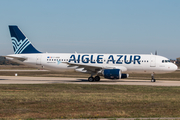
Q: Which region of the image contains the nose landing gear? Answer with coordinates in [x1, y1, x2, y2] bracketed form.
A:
[151, 72, 156, 82]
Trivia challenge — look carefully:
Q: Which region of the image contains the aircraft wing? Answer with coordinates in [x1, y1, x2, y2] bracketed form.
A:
[66, 62, 103, 72]
[65, 62, 127, 73]
[4, 56, 27, 62]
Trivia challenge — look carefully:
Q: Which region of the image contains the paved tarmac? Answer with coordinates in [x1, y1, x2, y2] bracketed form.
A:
[0, 76, 180, 86]
[0, 69, 48, 71]
[58, 118, 180, 120]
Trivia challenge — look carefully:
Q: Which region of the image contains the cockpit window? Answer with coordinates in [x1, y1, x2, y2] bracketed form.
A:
[162, 60, 171, 63]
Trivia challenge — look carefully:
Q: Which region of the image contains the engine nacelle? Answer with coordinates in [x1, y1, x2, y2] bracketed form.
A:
[103, 69, 120, 79]
[103, 69, 129, 79]
[121, 73, 129, 79]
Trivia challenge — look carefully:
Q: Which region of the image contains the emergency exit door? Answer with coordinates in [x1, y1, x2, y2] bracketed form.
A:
[150, 56, 156, 67]
[36, 55, 41, 65]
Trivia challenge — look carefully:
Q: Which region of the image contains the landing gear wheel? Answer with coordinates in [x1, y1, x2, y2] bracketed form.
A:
[88, 77, 94, 82]
[151, 72, 156, 82]
[94, 76, 100, 81]
[151, 79, 156, 82]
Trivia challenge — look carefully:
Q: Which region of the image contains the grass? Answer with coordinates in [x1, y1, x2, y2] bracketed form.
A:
[1, 84, 180, 119]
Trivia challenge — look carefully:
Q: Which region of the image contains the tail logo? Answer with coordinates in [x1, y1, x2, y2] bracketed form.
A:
[11, 37, 31, 54]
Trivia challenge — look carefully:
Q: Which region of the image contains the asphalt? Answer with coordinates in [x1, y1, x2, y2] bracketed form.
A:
[0, 76, 180, 86]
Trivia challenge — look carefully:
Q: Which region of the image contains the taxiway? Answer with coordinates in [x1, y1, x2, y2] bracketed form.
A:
[0, 76, 180, 86]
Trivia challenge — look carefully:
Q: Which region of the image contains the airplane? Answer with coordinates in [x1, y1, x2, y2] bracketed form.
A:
[5, 25, 178, 82]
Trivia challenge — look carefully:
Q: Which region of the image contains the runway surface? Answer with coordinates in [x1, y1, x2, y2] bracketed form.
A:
[0, 76, 180, 86]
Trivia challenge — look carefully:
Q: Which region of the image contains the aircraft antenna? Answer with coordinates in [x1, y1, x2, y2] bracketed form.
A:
[155, 50, 157, 55]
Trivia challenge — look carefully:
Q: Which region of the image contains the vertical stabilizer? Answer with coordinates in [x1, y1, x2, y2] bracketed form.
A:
[9, 25, 41, 54]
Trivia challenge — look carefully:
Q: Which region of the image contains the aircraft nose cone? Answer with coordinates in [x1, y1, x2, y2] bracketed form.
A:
[165, 64, 178, 73]
[171, 64, 178, 71]
[174, 64, 178, 70]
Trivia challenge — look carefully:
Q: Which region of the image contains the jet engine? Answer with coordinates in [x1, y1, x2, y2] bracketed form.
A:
[103, 69, 129, 79]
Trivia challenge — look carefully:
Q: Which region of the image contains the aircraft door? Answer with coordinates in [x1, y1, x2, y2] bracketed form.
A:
[150, 56, 156, 67]
[36, 55, 41, 65]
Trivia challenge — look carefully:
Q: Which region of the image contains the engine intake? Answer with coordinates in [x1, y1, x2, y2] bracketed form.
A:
[121, 73, 129, 79]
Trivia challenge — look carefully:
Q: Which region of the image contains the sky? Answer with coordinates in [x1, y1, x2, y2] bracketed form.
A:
[0, 0, 179, 59]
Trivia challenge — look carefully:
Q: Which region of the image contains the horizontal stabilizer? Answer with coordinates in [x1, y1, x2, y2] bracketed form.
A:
[4, 56, 27, 62]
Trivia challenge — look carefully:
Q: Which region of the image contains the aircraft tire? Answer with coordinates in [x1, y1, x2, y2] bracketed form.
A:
[88, 77, 94, 82]
[151, 79, 156, 82]
[94, 76, 100, 81]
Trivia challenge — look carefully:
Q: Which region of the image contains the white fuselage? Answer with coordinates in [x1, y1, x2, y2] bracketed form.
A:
[6, 53, 178, 74]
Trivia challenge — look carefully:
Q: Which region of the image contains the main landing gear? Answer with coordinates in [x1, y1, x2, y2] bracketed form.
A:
[88, 76, 100, 82]
[151, 72, 156, 82]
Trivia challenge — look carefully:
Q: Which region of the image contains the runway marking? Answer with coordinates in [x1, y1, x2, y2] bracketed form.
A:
[0, 76, 180, 86]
